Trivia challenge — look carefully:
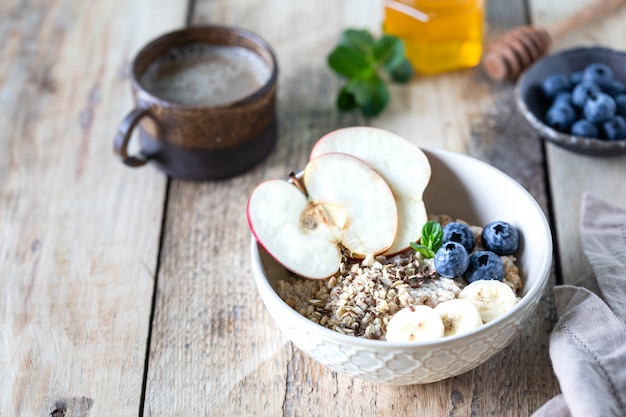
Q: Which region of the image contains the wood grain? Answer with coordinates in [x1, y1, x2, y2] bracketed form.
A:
[144, 0, 560, 416]
[2, 0, 575, 415]
[0, 0, 185, 415]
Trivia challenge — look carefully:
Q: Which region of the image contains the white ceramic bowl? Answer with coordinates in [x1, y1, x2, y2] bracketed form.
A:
[250, 148, 552, 385]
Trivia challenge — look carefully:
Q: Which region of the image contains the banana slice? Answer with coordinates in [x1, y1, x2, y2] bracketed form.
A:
[385, 305, 445, 342]
[434, 299, 483, 337]
[458, 280, 519, 323]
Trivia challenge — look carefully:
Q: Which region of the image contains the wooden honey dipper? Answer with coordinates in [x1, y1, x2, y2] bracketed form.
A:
[482, 0, 626, 81]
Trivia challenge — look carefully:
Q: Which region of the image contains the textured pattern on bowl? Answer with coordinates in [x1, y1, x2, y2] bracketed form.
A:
[251, 148, 552, 384]
[516, 46, 626, 156]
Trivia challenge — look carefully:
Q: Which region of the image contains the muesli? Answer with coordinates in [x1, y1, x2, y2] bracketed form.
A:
[276, 215, 522, 341]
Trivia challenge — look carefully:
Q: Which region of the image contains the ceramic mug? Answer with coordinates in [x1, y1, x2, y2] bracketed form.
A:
[114, 26, 278, 180]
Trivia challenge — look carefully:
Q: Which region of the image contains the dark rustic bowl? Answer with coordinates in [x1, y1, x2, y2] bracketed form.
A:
[515, 46, 626, 156]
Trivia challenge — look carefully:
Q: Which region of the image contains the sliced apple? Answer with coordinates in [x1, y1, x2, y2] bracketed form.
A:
[310, 126, 431, 255]
[247, 152, 398, 279]
[247, 179, 341, 279]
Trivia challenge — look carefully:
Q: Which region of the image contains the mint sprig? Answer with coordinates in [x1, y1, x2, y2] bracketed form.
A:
[410, 220, 443, 258]
[327, 29, 413, 118]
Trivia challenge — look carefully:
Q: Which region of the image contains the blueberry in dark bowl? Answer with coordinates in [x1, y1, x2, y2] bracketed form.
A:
[571, 80, 601, 108]
[583, 92, 616, 123]
[606, 80, 626, 97]
[541, 73, 571, 99]
[554, 91, 573, 106]
[582, 62, 614, 88]
[545, 102, 576, 131]
[601, 115, 626, 140]
[570, 70, 583, 84]
[615, 94, 626, 116]
[571, 119, 599, 137]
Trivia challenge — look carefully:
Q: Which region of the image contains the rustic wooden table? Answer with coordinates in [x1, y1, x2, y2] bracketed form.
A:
[3, 0, 626, 415]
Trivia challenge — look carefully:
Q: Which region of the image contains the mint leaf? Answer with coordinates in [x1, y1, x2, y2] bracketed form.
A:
[327, 45, 372, 79]
[411, 220, 443, 258]
[410, 242, 436, 258]
[328, 28, 413, 118]
[373, 35, 405, 72]
[336, 86, 358, 111]
[340, 29, 375, 56]
[421, 220, 443, 252]
[389, 59, 414, 83]
[345, 75, 389, 118]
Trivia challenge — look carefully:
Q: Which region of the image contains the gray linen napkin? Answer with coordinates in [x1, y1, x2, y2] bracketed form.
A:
[533, 193, 626, 417]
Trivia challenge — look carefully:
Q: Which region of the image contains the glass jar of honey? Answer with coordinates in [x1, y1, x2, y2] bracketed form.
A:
[383, 0, 485, 75]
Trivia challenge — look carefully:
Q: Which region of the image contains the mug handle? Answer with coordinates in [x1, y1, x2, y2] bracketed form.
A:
[114, 106, 152, 167]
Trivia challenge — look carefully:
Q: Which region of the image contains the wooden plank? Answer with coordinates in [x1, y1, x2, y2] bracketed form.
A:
[529, 0, 626, 284]
[145, 0, 559, 415]
[0, 1, 186, 415]
[143, 3, 370, 415]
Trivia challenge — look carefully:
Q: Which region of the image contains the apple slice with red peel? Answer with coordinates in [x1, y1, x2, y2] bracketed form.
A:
[311, 127, 431, 255]
[247, 152, 398, 279]
[304, 153, 398, 258]
[247, 179, 341, 279]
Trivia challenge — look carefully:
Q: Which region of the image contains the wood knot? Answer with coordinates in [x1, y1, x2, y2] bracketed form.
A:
[50, 408, 65, 417]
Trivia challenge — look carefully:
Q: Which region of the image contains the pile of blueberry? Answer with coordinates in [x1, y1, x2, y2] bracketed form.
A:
[541, 63, 626, 140]
[433, 221, 519, 282]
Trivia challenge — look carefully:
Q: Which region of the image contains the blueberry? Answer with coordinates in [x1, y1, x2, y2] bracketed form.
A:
[442, 222, 475, 253]
[583, 92, 616, 123]
[570, 71, 583, 85]
[582, 63, 614, 88]
[464, 251, 505, 283]
[434, 241, 470, 278]
[553, 91, 573, 107]
[545, 102, 576, 132]
[571, 119, 599, 138]
[481, 221, 519, 256]
[572, 81, 601, 108]
[615, 94, 626, 116]
[604, 80, 626, 97]
[541, 74, 571, 99]
[601, 115, 626, 140]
